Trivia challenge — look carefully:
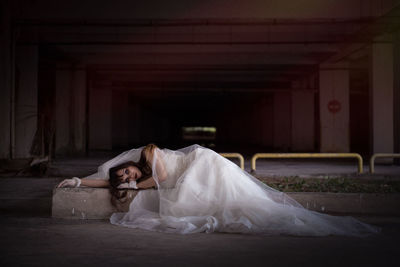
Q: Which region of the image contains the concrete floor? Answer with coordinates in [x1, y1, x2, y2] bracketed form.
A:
[0, 214, 399, 267]
[1, 158, 400, 267]
[0, 177, 400, 267]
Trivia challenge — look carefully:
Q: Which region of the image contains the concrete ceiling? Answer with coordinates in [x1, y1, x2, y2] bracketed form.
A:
[11, 0, 400, 91]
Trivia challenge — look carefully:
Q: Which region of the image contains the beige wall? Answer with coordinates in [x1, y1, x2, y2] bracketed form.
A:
[319, 63, 350, 152]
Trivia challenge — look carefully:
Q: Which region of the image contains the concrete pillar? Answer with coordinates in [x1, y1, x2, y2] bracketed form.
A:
[273, 92, 291, 151]
[0, 1, 12, 158]
[89, 88, 112, 150]
[14, 45, 38, 158]
[55, 66, 71, 155]
[72, 68, 87, 153]
[394, 31, 400, 162]
[291, 90, 315, 151]
[319, 63, 350, 152]
[55, 64, 87, 155]
[370, 43, 394, 156]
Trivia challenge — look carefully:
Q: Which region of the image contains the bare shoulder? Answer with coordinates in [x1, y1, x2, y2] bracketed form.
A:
[143, 144, 159, 162]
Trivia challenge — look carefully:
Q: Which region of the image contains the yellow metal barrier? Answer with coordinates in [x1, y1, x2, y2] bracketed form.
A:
[369, 153, 400, 174]
[251, 153, 364, 174]
[220, 153, 245, 170]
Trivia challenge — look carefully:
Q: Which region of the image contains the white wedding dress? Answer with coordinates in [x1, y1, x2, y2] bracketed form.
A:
[88, 145, 379, 236]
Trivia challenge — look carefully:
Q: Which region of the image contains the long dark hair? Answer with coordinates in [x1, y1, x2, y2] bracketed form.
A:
[108, 145, 154, 207]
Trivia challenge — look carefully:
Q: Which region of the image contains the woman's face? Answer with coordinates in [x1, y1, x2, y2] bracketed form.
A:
[116, 166, 142, 183]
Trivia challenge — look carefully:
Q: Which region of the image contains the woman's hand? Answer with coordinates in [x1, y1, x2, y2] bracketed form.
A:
[57, 177, 81, 188]
[117, 180, 138, 189]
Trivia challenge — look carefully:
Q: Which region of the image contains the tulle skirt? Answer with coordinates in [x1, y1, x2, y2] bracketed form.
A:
[110, 145, 380, 236]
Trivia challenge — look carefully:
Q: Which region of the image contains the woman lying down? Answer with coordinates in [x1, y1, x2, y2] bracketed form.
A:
[58, 144, 380, 236]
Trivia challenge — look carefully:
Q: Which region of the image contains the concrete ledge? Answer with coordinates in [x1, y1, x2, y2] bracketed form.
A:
[52, 188, 400, 219]
[52, 188, 138, 219]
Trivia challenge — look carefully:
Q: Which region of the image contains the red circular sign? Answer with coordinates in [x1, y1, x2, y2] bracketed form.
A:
[327, 99, 341, 114]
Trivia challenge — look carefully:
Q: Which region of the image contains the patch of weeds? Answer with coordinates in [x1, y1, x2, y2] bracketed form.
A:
[260, 176, 400, 193]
